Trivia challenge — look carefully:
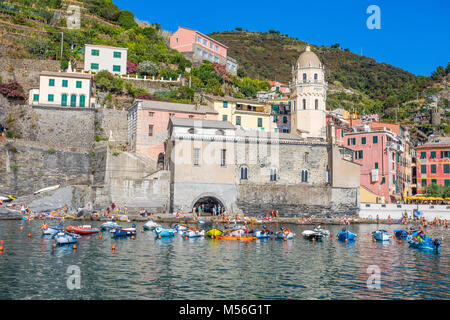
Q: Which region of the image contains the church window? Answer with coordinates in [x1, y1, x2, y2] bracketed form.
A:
[302, 99, 306, 110]
[303, 73, 307, 83]
[301, 169, 308, 182]
[240, 166, 248, 180]
[315, 99, 318, 110]
[270, 168, 277, 181]
[314, 73, 318, 82]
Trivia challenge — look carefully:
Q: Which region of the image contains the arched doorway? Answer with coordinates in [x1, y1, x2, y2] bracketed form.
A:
[192, 196, 225, 215]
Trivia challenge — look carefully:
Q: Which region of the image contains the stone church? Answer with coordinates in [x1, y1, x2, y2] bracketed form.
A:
[165, 47, 361, 217]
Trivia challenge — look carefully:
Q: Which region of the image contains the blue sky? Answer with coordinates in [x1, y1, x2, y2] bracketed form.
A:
[114, 0, 449, 76]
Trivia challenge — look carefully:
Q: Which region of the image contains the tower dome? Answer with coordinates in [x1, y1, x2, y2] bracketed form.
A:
[297, 46, 322, 69]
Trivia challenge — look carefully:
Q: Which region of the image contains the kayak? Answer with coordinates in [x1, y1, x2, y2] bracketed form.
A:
[215, 235, 257, 241]
[66, 225, 99, 235]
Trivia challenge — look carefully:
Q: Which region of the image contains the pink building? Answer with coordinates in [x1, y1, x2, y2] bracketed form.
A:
[169, 27, 238, 74]
[127, 99, 218, 165]
[338, 123, 408, 203]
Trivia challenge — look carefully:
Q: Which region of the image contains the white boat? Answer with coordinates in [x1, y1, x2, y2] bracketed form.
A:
[276, 227, 295, 239]
[100, 221, 122, 230]
[53, 232, 81, 245]
[143, 220, 161, 230]
[182, 229, 205, 238]
[372, 230, 392, 241]
[33, 185, 60, 195]
[173, 224, 189, 232]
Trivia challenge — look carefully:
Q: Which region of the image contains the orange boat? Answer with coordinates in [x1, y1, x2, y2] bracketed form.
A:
[215, 235, 257, 241]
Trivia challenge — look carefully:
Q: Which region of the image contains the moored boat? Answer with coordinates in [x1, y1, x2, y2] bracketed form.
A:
[408, 231, 441, 252]
[154, 227, 176, 238]
[66, 225, 99, 235]
[100, 221, 122, 231]
[173, 224, 189, 232]
[337, 228, 357, 241]
[215, 235, 257, 241]
[41, 222, 64, 235]
[393, 229, 409, 239]
[182, 228, 205, 238]
[52, 232, 81, 245]
[275, 227, 295, 240]
[254, 227, 272, 239]
[302, 225, 329, 241]
[206, 227, 223, 238]
[372, 230, 392, 241]
[111, 225, 136, 237]
[143, 220, 161, 231]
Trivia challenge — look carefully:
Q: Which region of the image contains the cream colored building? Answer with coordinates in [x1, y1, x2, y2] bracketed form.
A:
[28, 71, 95, 108]
[291, 46, 328, 139]
[203, 95, 273, 132]
[84, 44, 128, 75]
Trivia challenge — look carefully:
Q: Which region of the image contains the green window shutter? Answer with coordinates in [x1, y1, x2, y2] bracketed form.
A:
[91, 49, 99, 56]
[359, 150, 363, 159]
[361, 137, 366, 145]
[445, 180, 450, 186]
[421, 165, 427, 174]
[375, 162, 378, 169]
[381, 177, 385, 184]
[49, 79, 55, 86]
[341, 130, 344, 138]
[79, 95, 85, 107]
[113, 51, 121, 58]
[62, 79, 68, 87]
[236, 116, 241, 125]
[444, 164, 450, 174]
[257, 118, 263, 127]
[273, 115, 278, 123]
[113, 65, 121, 72]
[222, 115, 227, 121]
[430, 151, 436, 159]
[422, 179, 427, 187]
[348, 138, 350, 146]
[373, 136, 378, 143]
[223, 101, 228, 108]
[352, 138, 356, 145]
[70, 94, 76, 107]
[76, 81, 82, 88]
[441, 151, 444, 158]
[431, 164, 436, 174]
[48, 94, 54, 102]
[33, 94, 39, 101]
[431, 179, 437, 185]
[61, 94, 67, 106]
[421, 151, 426, 159]
[91, 63, 99, 70]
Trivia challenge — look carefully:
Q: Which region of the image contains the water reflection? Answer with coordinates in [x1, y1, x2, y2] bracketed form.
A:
[0, 220, 448, 299]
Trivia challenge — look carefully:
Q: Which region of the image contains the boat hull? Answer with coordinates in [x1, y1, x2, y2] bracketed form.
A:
[111, 228, 136, 237]
[182, 229, 205, 238]
[155, 227, 175, 237]
[206, 228, 223, 237]
[66, 226, 99, 235]
[337, 231, 356, 240]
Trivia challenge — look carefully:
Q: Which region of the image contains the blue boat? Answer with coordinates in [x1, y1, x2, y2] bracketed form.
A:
[253, 226, 272, 239]
[393, 229, 409, 239]
[337, 228, 357, 240]
[372, 230, 391, 241]
[275, 227, 295, 240]
[408, 232, 441, 253]
[52, 232, 81, 245]
[155, 227, 175, 238]
[41, 222, 64, 235]
[111, 224, 136, 237]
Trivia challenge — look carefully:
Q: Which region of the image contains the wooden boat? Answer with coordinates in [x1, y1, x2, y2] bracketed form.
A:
[66, 225, 99, 235]
[111, 226, 136, 237]
[206, 228, 223, 238]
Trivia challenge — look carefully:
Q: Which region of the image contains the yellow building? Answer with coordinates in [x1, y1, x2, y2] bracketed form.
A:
[360, 186, 385, 203]
[203, 95, 272, 132]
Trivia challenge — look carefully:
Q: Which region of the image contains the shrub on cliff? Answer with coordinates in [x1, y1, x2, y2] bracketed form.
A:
[118, 10, 137, 29]
[0, 81, 25, 100]
[94, 70, 124, 93]
[137, 61, 158, 76]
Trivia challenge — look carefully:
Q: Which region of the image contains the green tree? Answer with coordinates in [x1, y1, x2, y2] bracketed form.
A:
[94, 70, 124, 93]
[118, 10, 137, 29]
[137, 60, 159, 76]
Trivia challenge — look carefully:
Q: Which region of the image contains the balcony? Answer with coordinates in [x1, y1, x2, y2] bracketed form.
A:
[386, 141, 405, 153]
